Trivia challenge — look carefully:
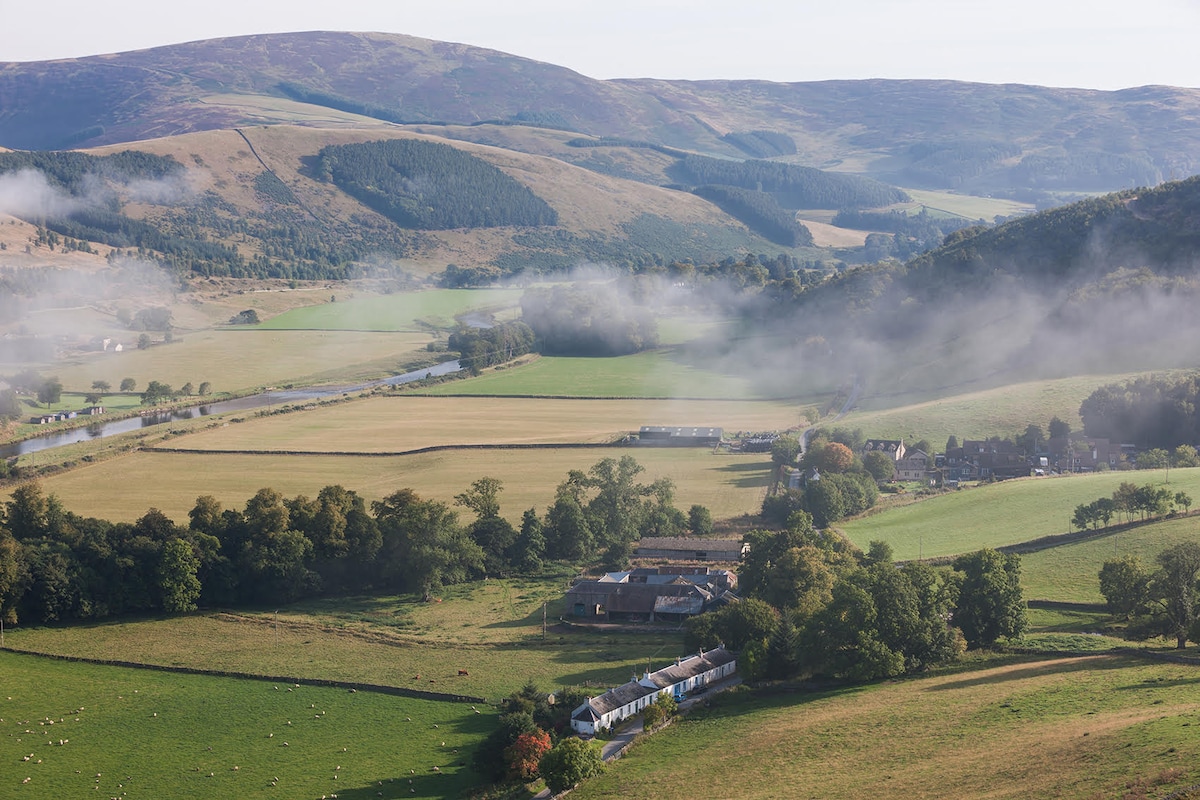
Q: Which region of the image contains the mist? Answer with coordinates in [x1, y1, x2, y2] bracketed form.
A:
[0, 169, 85, 219]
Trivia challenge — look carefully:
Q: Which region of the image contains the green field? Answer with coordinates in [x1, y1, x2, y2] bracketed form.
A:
[422, 351, 763, 399]
[28, 446, 775, 524]
[573, 652, 1200, 800]
[255, 289, 523, 331]
[161, 396, 807, 452]
[0, 650, 490, 800]
[894, 188, 1036, 222]
[1021, 514, 1200, 603]
[838, 468, 1200, 560]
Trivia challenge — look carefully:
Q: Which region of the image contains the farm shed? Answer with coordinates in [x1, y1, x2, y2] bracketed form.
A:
[634, 536, 746, 562]
[570, 647, 738, 735]
[566, 580, 713, 622]
[637, 426, 723, 447]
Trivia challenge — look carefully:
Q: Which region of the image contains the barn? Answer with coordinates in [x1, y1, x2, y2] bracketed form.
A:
[637, 426, 723, 447]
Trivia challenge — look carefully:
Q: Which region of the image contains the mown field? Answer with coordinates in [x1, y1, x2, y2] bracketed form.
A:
[1021, 514, 1200, 604]
[26, 446, 775, 524]
[254, 288, 523, 331]
[837, 467, 1200, 560]
[161, 396, 807, 452]
[422, 351, 763, 399]
[573, 652, 1200, 800]
[0, 650, 491, 800]
[45, 329, 432, 396]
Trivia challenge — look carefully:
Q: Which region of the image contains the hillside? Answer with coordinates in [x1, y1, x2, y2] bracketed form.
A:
[2, 32, 1199, 196]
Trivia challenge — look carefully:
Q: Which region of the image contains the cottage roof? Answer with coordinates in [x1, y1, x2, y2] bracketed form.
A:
[577, 679, 659, 718]
[641, 648, 738, 689]
[602, 583, 711, 614]
[653, 595, 705, 615]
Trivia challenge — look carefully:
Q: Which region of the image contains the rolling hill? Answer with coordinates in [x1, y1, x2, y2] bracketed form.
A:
[2, 31, 1199, 197]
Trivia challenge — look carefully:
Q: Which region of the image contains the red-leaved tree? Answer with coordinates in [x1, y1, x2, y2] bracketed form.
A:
[504, 729, 553, 781]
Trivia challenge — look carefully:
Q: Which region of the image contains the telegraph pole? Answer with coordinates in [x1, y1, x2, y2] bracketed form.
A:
[542, 602, 547, 641]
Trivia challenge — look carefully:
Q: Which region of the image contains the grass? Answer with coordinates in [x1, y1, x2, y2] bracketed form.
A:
[0, 649, 490, 800]
[572, 652, 1200, 800]
[159, 396, 808, 452]
[255, 289, 523, 331]
[1021, 514, 1200, 604]
[421, 351, 763, 399]
[3, 607, 685, 702]
[25, 446, 776, 524]
[837, 467, 1200, 560]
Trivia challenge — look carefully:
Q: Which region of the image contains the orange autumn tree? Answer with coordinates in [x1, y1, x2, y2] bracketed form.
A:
[504, 729, 553, 781]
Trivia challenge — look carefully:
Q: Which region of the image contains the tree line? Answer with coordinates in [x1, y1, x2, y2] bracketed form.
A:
[447, 320, 536, 375]
[1080, 374, 1200, 450]
[1100, 542, 1200, 649]
[668, 154, 910, 210]
[691, 184, 814, 247]
[1072, 481, 1192, 531]
[0, 456, 705, 626]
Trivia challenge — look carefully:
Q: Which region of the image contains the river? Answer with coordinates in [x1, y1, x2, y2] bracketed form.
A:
[1, 359, 463, 459]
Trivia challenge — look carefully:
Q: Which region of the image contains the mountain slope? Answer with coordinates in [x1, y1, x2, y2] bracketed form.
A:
[3, 32, 1200, 194]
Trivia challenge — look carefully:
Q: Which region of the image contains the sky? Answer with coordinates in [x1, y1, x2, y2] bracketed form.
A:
[0, 0, 1197, 90]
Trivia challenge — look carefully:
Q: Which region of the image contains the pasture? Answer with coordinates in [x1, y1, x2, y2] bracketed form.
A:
[0, 650, 490, 800]
[25, 446, 775, 524]
[421, 351, 765, 399]
[160, 396, 807, 452]
[254, 288, 523, 331]
[893, 188, 1035, 221]
[837, 467, 1200, 560]
[573, 653, 1200, 800]
[3, 605, 685, 702]
[1020, 514, 1200, 604]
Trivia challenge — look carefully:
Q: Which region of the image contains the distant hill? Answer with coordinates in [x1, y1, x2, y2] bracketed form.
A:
[2, 32, 1199, 196]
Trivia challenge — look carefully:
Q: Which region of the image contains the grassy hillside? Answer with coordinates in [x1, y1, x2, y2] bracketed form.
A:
[573, 653, 1200, 800]
[837, 468, 1200, 560]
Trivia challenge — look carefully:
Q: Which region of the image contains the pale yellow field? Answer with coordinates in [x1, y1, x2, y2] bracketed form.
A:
[35, 447, 774, 523]
[44, 329, 431, 394]
[163, 396, 806, 452]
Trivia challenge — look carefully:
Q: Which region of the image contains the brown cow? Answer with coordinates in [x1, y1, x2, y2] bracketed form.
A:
[457, 670, 469, 676]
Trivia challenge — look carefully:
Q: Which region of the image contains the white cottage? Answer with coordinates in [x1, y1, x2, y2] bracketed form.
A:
[570, 647, 737, 735]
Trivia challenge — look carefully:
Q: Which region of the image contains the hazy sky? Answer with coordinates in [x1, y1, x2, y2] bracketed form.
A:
[0, 0, 1196, 89]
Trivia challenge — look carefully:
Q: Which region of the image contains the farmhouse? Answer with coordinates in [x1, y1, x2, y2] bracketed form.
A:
[566, 567, 737, 622]
[637, 426, 723, 447]
[570, 646, 738, 735]
[634, 536, 746, 562]
[863, 439, 906, 461]
[894, 449, 932, 482]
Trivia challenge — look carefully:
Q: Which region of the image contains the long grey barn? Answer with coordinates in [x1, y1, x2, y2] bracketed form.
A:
[637, 426, 723, 446]
[634, 537, 746, 562]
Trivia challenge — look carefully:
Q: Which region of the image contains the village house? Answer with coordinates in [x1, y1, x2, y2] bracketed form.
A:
[894, 448, 933, 482]
[862, 438, 906, 462]
[1046, 436, 1119, 472]
[570, 646, 738, 735]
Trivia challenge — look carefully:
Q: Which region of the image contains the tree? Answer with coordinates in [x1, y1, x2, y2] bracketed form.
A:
[504, 729, 552, 781]
[688, 504, 713, 536]
[816, 442, 855, 474]
[141, 381, 174, 405]
[1048, 417, 1071, 439]
[952, 549, 1027, 649]
[37, 377, 62, 407]
[84, 392, 103, 406]
[1176, 491, 1193, 514]
[1099, 555, 1150, 619]
[641, 692, 677, 730]
[1149, 542, 1200, 649]
[1174, 445, 1200, 468]
[455, 476, 504, 520]
[0, 530, 27, 624]
[538, 737, 604, 793]
[862, 450, 897, 483]
[137, 333, 151, 350]
[1138, 448, 1170, 470]
[158, 538, 201, 613]
[179, 382, 194, 396]
[771, 435, 801, 466]
[120, 377, 137, 392]
[91, 380, 111, 394]
[197, 382, 212, 396]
